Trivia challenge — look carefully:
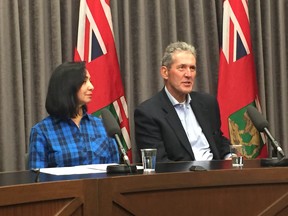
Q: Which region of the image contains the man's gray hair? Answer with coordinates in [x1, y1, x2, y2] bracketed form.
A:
[161, 41, 196, 69]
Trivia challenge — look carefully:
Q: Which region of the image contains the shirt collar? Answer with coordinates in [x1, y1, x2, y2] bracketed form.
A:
[81, 109, 90, 120]
[164, 86, 191, 107]
[53, 107, 90, 123]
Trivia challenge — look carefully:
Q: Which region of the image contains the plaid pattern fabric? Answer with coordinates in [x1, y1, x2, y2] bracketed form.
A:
[29, 112, 119, 169]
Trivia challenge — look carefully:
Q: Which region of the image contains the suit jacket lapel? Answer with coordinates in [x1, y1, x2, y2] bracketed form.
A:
[160, 90, 194, 158]
[190, 96, 214, 147]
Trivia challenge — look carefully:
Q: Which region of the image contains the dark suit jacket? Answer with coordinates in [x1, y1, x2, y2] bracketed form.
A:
[134, 88, 231, 162]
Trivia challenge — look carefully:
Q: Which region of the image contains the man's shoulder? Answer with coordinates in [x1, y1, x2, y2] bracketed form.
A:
[135, 90, 164, 110]
[190, 91, 216, 101]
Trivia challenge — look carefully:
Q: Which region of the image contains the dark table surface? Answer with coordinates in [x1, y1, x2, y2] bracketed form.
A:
[0, 159, 280, 187]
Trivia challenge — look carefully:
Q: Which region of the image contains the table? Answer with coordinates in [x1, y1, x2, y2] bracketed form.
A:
[0, 160, 288, 216]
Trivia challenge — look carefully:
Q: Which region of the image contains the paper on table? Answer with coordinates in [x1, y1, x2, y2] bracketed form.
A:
[39, 163, 118, 175]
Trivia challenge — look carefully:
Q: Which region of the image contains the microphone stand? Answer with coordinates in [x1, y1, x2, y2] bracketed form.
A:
[264, 128, 285, 158]
[260, 130, 288, 167]
[261, 156, 288, 167]
[246, 105, 288, 166]
[31, 169, 41, 182]
[106, 134, 137, 174]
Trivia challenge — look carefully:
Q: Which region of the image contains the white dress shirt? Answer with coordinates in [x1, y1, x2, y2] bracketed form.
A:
[165, 87, 213, 160]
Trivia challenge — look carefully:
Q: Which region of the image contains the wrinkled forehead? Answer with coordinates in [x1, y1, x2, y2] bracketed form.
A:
[171, 51, 196, 64]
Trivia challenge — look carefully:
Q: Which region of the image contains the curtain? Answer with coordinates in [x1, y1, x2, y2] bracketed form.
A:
[0, 0, 287, 171]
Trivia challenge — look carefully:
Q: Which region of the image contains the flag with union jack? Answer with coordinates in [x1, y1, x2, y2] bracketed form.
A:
[74, 0, 132, 161]
[217, 0, 268, 158]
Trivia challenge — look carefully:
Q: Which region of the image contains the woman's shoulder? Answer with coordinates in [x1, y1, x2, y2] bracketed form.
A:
[86, 113, 103, 123]
[31, 115, 61, 129]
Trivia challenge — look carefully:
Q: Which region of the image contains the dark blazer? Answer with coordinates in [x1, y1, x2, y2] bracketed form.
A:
[134, 88, 231, 162]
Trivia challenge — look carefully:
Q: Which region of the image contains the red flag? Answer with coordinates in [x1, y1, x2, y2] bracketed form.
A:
[217, 0, 268, 158]
[74, 0, 132, 160]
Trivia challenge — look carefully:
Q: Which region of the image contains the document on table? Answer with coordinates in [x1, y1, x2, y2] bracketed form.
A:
[39, 163, 117, 175]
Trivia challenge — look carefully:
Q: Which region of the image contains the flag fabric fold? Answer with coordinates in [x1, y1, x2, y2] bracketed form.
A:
[74, 0, 132, 161]
[217, 0, 268, 158]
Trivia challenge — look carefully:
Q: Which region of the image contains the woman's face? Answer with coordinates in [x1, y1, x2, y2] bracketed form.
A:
[77, 70, 94, 106]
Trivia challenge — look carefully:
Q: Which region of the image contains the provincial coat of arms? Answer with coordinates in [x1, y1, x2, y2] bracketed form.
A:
[228, 106, 265, 159]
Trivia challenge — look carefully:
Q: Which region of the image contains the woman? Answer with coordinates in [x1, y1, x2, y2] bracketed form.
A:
[29, 62, 119, 169]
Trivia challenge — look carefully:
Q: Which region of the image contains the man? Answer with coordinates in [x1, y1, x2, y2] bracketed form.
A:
[134, 41, 231, 162]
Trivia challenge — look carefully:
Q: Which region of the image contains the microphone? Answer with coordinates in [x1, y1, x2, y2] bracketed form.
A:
[101, 109, 137, 173]
[247, 106, 285, 157]
[247, 106, 288, 166]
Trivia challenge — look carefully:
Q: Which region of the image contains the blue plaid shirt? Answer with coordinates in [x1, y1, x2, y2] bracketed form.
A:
[29, 112, 120, 169]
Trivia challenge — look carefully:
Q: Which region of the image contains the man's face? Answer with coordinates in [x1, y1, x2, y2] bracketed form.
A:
[161, 51, 196, 102]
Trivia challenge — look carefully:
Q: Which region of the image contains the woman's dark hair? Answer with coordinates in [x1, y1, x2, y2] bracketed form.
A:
[45, 61, 87, 119]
